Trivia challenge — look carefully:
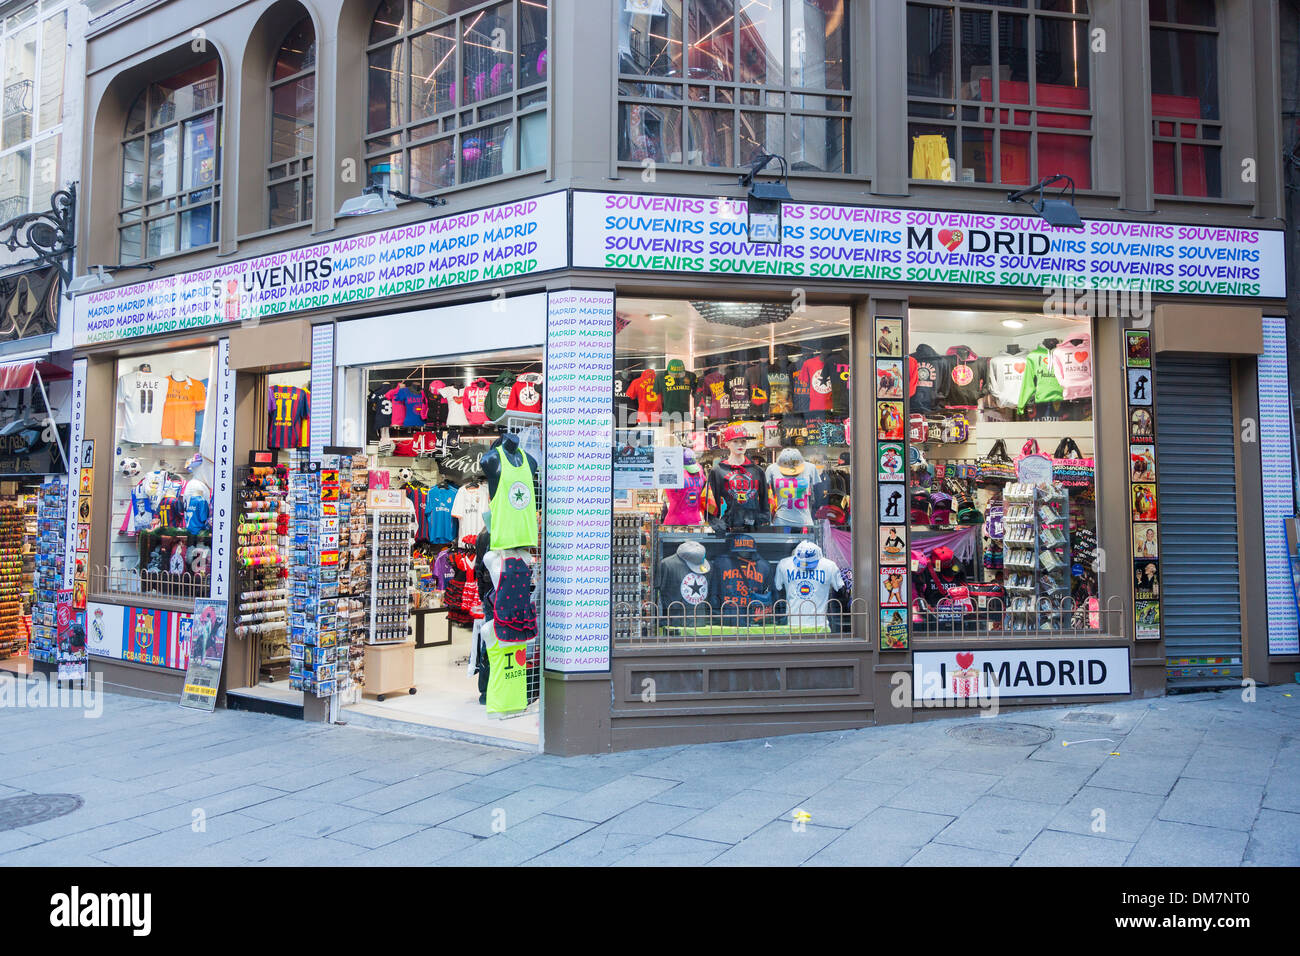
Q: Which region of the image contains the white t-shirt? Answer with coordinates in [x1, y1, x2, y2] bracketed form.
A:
[117, 371, 168, 444]
[986, 353, 1028, 409]
[451, 482, 489, 541]
[440, 386, 469, 427]
[774, 556, 844, 631]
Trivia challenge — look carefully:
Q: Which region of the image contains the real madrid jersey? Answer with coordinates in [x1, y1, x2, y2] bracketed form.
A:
[775, 556, 845, 631]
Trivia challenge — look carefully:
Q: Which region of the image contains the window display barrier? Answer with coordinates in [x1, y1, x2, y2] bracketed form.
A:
[613, 298, 853, 644]
[905, 308, 1103, 637]
[103, 346, 216, 599]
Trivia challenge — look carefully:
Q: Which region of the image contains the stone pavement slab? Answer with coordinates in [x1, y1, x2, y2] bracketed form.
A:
[1126, 820, 1248, 867]
[1015, 830, 1134, 867]
[1158, 777, 1263, 832]
[1047, 787, 1164, 843]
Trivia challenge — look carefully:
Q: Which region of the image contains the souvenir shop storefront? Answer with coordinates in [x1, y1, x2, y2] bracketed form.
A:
[59, 188, 1296, 755]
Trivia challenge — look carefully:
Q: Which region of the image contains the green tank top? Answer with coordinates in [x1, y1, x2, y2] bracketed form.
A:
[488, 446, 538, 549]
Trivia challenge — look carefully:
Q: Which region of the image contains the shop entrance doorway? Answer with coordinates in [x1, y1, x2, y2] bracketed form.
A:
[1156, 357, 1243, 687]
[340, 348, 544, 747]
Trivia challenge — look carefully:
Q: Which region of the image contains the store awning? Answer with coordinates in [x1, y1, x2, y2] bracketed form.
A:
[0, 359, 71, 389]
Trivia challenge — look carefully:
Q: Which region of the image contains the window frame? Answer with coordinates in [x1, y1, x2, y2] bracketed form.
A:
[117, 58, 224, 265]
[614, 0, 853, 178]
[0, 1, 68, 225]
[905, 0, 1094, 189]
[266, 17, 317, 230]
[362, 0, 549, 197]
[1148, 1, 1222, 199]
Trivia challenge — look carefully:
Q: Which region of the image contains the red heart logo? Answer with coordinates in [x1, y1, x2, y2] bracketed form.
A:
[515, 648, 527, 666]
[1014, 361, 1026, 373]
[938, 229, 963, 251]
[956, 652, 974, 669]
[1074, 351, 1089, 363]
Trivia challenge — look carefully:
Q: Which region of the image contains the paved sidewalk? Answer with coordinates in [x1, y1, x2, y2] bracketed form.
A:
[0, 681, 1296, 866]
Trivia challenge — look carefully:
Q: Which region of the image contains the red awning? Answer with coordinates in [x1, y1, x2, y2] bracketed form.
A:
[0, 359, 71, 389]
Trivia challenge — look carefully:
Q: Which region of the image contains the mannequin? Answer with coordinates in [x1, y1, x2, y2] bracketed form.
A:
[766, 447, 821, 528]
[706, 426, 767, 531]
[1041, 337, 1060, 350]
[657, 540, 712, 626]
[663, 448, 707, 525]
[480, 432, 539, 550]
[774, 540, 844, 631]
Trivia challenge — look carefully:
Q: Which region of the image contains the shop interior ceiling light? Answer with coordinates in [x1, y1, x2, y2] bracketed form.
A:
[690, 301, 793, 328]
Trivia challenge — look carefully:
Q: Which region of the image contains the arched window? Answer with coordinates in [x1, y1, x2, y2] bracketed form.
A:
[365, 0, 548, 195]
[120, 59, 222, 263]
[268, 17, 316, 228]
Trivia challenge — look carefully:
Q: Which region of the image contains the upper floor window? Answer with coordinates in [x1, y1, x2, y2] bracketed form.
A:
[907, 0, 1091, 188]
[617, 0, 850, 174]
[0, 3, 67, 225]
[365, 0, 549, 195]
[268, 17, 316, 228]
[1149, 0, 1219, 197]
[120, 59, 222, 263]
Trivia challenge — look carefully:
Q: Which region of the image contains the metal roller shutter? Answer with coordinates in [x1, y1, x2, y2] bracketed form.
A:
[1155, 358, 1243, 686]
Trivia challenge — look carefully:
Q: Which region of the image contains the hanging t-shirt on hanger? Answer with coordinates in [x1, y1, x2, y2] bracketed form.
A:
[425, 380, 450, 429]
[766, 365, 792, 415]
[986, 352, 1029, 409]
[625, 369, 663, 423]
[484, 371, 517, 422]
[695, 370, 730, 421]
[1017, 345, 1064, 410]
[267, 384, 310, 448]
[726, 366, 752, 418]
[116, 369, 168, 444]
[507, 373, 544, 414]
[424, 485, 458, 544]
[796, 354, 835, 414]
[656, 360, 696, 420]
[1050, 335, 1093, 401]
[745, 361, 770, 412]
[161, 375, 207, 444]
[451, 481, 490, 541]
[440, 385, 470, 427]
[462, 378, 492, 426]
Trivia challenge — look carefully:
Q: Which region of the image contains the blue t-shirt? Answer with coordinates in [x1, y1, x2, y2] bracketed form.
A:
[425, 485, 458, 543]
[395, 386, 425, 427]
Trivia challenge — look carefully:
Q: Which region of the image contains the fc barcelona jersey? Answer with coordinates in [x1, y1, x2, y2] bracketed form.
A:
[268, 385, 310, 448]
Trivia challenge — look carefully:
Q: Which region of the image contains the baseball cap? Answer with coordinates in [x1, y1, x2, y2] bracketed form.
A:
[793, 541, 822, 569]
[721, 425, 749, 445]
[777, 448, 805, 475]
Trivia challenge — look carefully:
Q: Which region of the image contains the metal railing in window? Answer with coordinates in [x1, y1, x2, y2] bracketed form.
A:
[91, 565, 211, 602]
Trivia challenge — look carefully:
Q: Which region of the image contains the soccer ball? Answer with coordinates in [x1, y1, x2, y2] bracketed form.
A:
[397, 468, 413, 485]
[118, 457, 141, 480]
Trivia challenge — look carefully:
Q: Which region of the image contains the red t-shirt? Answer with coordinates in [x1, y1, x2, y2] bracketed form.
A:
[796, 356, 835, 412]
[626, 370, 663, 423]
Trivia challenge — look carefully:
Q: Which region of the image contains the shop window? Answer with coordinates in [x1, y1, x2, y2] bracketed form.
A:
[365, 0, 548, 195]
[617, 0, 850, 174]
[119, 59, 222, 263]
[613, 299, 854, 645]
[104, 347, 217, 599]
[1149, 0, 1220, 197]
[907, 309, 1100, 635]
[906, 0, 1091, 187]
[0, 3, 66, 226]
[267, 17, 316, 229]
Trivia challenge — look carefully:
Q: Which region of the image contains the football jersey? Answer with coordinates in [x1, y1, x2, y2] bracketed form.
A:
[625, 369, 662, 423]
[451, 482, 489, 541]
[267, 385, 310, 448]
[656, 363, 697, 418]
[765, 462, 821, 527]
[767, 368, 792, 415]
[397, 386, 427, 426]
[425, 485, 458, 543]
[662, 469, 707, 525]
[508, 374, 543, 414]
[160, 376, 207, 444]
[405, 484, 431, 541]
[367, 391, 392, 440]
[384, 387, 410, 427]
[117, 370, 168, 444]
[775, 554, 845, 630]
[695, 371, 730, 420]
[462, 379, 491, 425]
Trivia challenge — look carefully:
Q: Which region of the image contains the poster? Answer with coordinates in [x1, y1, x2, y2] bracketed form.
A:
[877, 441, 904, 481]
[1127, 368, 1153, 406]
[180, 598, 228, 712]
[874, 317, 902, 357]
[55, 589, 87, 682]
[1125, 330, 1151, 368]
[880, 610, 909, 649]
[876, 359, 904, 398]
[1134, 559, 1160, 602]
[86, 601, 192, 669]
[653, 445, 685, 488]
[1133, 522, 1159, 559]
[613, 429, 656, 490]
[877, 401, 904, 440]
